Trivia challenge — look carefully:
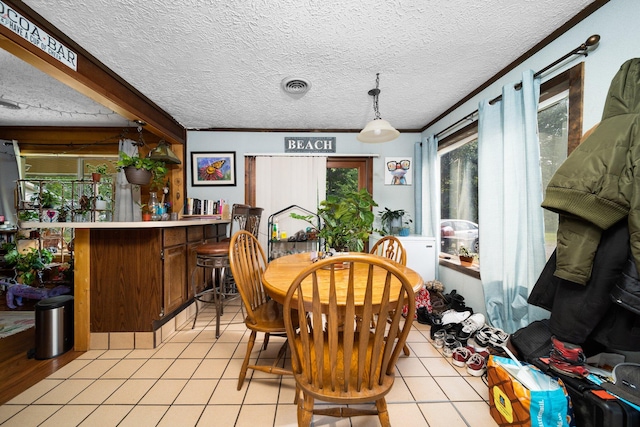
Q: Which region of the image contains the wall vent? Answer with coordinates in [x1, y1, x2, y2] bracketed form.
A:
[281, 77, 311, 94]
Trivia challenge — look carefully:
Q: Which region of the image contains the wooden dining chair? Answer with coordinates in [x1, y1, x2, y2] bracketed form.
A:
[229, 230, 292, 390]
[370, 235, 411, 355]
[283, 253, 416, 427]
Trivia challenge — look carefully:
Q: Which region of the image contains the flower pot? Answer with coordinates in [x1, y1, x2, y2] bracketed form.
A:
[142, 212, 152, 221]
[459, 255, 474, 266]
[124, 166, 152, 185]
[91, 172, 101, 182]
[399, 227, 410, 236]
[41, 209, 58, 222]
[94, 200, 108, 210]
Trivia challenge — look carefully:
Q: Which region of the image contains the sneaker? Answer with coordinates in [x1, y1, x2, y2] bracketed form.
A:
[456, 328, 472, 346]
[550, 336, 586, 364]
[466, 353, 487, 376]
[429, 316, 444, 340]
[440, 309, 471, 326]
[460, 313, 485, 335]
[476, 325, 509, 347]
[452, 346, 474, 367]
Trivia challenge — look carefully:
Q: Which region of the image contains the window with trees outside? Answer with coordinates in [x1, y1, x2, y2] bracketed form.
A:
[439, 64, 583, 271]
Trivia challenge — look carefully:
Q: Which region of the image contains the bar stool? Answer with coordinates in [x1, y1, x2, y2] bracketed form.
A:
[191, 204, 250, 337]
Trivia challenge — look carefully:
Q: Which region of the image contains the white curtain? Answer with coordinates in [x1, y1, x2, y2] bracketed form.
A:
[477, 69, 548, 333]
[254, 156, 326, 251]
[416, 136, 440, 278]
[114, 139, 141, 222]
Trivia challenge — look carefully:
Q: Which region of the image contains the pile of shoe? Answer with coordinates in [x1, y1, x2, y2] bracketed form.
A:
[548, 336, 589, 378]
[452, 345, 490, 376]
[417, 288, 472, 325]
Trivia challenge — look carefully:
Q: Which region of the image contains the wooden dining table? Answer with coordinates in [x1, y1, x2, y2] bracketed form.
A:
[262, 252, 424, 306]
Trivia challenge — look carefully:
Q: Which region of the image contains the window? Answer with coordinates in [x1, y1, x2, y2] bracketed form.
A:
[438, 63, 583, 271]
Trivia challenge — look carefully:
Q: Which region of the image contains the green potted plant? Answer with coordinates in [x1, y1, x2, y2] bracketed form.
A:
[379, 207, 407, 235]
[292, 188, 378, 252]
[86, 162, 110, 182]
[4, 245, 54, 285]
[458, 246, 476, 266]
[116, 152, 168, 186]
[399, 214, 412, 236]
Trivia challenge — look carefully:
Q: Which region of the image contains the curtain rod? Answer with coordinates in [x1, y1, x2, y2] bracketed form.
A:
[434, 34, 600, 139]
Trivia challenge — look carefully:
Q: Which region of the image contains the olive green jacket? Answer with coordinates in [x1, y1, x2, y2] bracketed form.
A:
[542, 58, 640, 285]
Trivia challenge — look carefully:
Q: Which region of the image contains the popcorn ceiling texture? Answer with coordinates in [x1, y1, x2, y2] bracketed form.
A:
[5, 0, 594, 130]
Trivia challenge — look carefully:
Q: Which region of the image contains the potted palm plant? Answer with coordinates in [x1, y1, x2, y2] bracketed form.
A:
[86, 162, 110, 182]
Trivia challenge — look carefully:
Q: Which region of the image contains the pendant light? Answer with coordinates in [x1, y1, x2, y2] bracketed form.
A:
[357, 73, 399, 143]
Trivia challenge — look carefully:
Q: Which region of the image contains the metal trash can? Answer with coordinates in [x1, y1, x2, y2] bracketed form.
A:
[35, 295, 74, 359]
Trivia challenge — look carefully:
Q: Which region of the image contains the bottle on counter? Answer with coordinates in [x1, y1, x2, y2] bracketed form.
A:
[149, 192, 161, 221]
[272, 218, 279, 241]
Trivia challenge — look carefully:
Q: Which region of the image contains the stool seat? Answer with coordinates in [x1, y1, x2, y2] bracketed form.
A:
[196, 242, 229, 256]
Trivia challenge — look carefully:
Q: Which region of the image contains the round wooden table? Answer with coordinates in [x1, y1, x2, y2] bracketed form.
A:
[262, 252, 424, 306]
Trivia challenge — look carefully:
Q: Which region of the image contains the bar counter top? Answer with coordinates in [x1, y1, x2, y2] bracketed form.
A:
[19, 217, 228, 229]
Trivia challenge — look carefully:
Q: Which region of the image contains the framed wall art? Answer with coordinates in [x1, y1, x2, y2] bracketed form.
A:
[191, 151, 236, 186]
[384, 157, 412, 185]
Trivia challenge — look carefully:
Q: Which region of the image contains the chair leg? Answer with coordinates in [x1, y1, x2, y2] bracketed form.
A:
[237, 330, 257, 390]
[262, 332, 270, 350]
[214, 267, 223, 338]
[376, 398, 391, 427]
[298, 392, 313, 427]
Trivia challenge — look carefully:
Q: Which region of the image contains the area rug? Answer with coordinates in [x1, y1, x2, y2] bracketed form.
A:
[0, 311, 35, 339]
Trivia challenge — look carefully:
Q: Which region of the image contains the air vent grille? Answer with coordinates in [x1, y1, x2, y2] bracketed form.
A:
[281, 77, 311, 94]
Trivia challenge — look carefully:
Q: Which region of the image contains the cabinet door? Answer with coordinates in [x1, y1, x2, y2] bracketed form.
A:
[163, 245, 187, 314]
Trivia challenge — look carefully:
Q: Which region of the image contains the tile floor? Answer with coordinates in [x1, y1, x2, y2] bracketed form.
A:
[0, 299, 499, 426]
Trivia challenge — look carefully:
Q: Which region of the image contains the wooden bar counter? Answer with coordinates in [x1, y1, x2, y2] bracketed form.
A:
[20, 219, 229, 351]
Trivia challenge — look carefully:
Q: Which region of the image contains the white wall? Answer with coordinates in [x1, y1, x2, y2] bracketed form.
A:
[186, 131, 420, 227]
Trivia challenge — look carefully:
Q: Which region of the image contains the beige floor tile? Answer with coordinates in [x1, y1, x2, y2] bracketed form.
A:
[421, 356, 461, 376]
[179, 342, 214, 359]
[138, 379, 187, 405]
[124, 348, 158, 359]
[6, 379, 63, 404]
[273, 403, 298, 427]
[466, 375, 490, 400]
[206, 342, 240, 359]
[46, 359, 92, 379]
[419, 402, 469, 427]
[68, 379, 125, 404]
[98, 349, 133, 359]
[385, 377, 415, 402]
[0, 405, 26, 425]
[197, 404, 241, 426]
[34, 379, 94, 404]
[216, 329, 247, 343]
[454, 401, 498, 426]
[244, 379, 281, 404]
[102, 359, 147, 379]
[222, 357, 247, 380]
[118, 405, 169, 427]
[103, 379, 156, 405]
[161, 358, 201, 379]
[39, 404, 97, 427]
[191, 358, 229, 379]
[387, 402, 429, 426]
[277, 377, 297, 405]
[0, 404, 62, 427]
[151, 342, 189, 359]
[157, 404, 206, 427]
[405, 376, 449, 401]
[396, 356, 431, 377]
[236, 404, 276, 426]
[435, 376, 484, 401]
[76, 349, 105, 359]
[70, 359, 119, 379]
[168, 329, 201, 343]
[192, 329, 220, 342]
[173, 379, 218, 405]
[408, 341, 444, 357]
[131, 358, 173, 378]
[77, 404, 133, 426]
[406, 328, 430, 344]
[210, 378, 248, 405]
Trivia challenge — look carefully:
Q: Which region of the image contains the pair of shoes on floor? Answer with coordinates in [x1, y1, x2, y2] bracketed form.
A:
[454, 313, 486, 345]
[474, 325, 509, 348]
[451, 345, 489, 376]
[417, 306, 442, 326]
[442, 289, 473, 313]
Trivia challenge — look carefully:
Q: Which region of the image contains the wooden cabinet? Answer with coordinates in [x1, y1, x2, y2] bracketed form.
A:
[89, 223, 226, 333]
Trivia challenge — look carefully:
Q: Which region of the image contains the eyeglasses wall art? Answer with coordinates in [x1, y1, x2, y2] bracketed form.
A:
[384, 157, 412, 185]
[191, 152, 237, 186]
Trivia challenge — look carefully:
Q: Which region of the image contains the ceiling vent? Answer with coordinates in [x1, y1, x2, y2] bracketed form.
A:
[281, 77, 311, 95]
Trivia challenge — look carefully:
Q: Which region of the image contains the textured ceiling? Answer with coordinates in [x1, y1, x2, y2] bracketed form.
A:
[1, 0, 595, 131]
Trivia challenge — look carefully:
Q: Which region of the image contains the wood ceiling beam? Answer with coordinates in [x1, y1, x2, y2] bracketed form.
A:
[0, 0, 185, 146]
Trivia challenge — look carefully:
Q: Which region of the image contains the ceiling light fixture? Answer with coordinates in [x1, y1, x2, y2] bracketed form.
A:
[0, 99, 21, 110]
[357, 73, 399, 143]
[148, 139, 182, 164]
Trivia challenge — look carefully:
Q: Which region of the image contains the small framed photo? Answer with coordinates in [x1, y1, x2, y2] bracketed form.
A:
[191, 152, 236, 186]
[384, 157, 412, 185]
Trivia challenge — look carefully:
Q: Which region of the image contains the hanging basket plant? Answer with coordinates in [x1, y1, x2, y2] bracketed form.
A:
[116, 152, 167, 187]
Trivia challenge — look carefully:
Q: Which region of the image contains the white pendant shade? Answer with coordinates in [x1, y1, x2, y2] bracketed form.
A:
[357, 118, 400, 143]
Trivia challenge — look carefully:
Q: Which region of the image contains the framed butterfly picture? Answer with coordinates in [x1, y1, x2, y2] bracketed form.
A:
[191, 151, 237, 186]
